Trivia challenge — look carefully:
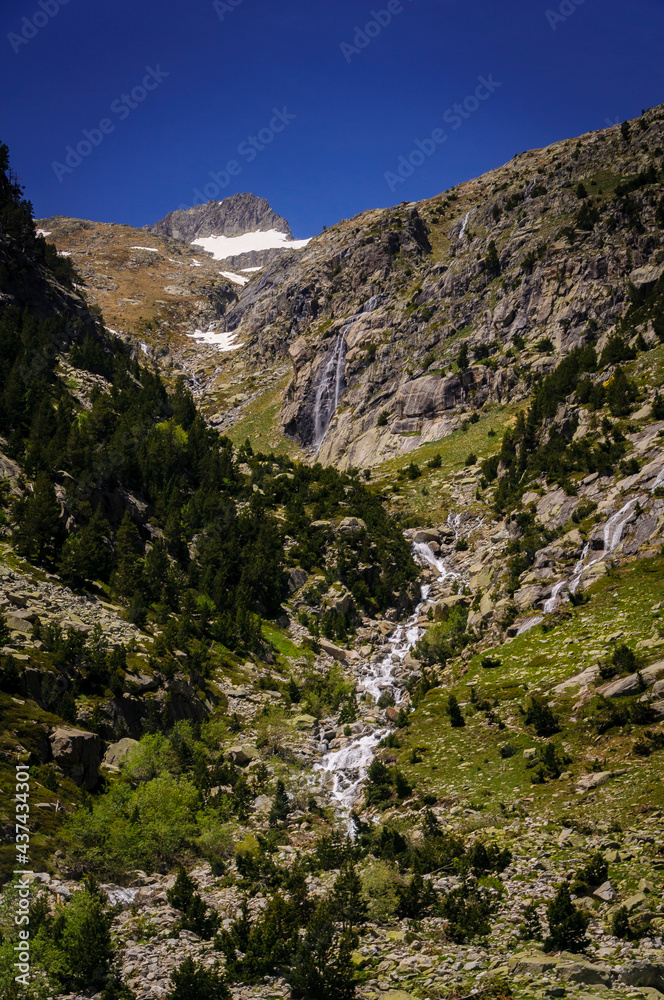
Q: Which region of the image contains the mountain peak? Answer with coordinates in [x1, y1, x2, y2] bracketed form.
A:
[149, 192, 309, 269]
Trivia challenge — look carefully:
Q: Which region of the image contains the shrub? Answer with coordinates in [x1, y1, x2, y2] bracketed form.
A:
[377, 410, 390, 427]
[465, 453, 477, 466]
[58, 883, 114, 987]
[361, 861, 400, 922]
[427, 454, 442, 469]
[455, 537, 469, 552]
[406, 462, 422, 481]
[570, 853, 608, 896]
[268, 780, 291, 827]
[396, 873, 436, 918]
[545, 883, 589, 952]
[524, 696, 560, 737]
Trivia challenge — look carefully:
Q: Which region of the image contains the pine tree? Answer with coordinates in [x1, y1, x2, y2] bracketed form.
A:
[448, 694, 465, 728]
[332, 861, 368, 931]
[484, 240, 501, 276]
[545, 882, 589, 952]
[13, 471, 62, 564]
[59, 886, 114, 987]
[290, 899, 357, 1000]
[165, 958, 230, 1000]
[0, 608, 10, 647]
[113, 512, 142, 598]
[59, 506, 112, 585]
[268, 779, 291, 827]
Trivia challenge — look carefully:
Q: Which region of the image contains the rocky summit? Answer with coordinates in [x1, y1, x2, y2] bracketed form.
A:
[1, 107, 664, 1000]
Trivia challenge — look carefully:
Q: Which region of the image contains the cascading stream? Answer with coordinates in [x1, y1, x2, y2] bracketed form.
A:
[315, 543, 452, 819]
[517, 496, 641, 635]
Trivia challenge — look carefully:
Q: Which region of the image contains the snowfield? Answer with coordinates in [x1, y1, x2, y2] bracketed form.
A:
[191, 228, 310, 261]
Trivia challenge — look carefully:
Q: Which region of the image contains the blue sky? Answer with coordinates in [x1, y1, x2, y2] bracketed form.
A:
[1, 0, 663, 238]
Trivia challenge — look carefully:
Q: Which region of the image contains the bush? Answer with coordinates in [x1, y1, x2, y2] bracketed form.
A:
[377, 410, 390, 427]
[361, 861, 401, 922]
[570, 853, 608, 896]
[166, 958, 230, 1000]
[465, 453, 477, 466]
[524, 696, 560, 737]
[545, 883, 589, 952]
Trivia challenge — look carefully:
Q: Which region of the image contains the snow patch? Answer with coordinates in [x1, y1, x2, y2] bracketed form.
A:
[192, 228, 311, 262]
[220, 271, 249, 286]
[130, 246, 160, 252]
[242, 266, 263, 273]
[187, 329, 242, 351]
[35, 229, 51, 237]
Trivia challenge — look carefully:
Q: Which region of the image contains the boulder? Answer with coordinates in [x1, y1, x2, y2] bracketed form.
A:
[319, 639, 349, 662]
[288, 567, 308, 594]
[293, 714, 317, 731]
[335, 517, 367, 537]
[49, 726, 101, 790]
[413, 529, 440, 544]
[228, 745, 257, 767]
[593, 880, 617, 902]
[618, 960, 664, 992]
[102, 738, 139, 771]
[576, 771, 615, 792]
[385, 706, 400, 723]
[556, 958, 614, 988]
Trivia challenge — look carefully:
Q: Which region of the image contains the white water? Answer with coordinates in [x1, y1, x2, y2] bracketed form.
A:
[313, 336, 347, 448]
[312, 297, 382, 448]
[315, 543, 449, 818]
[459, 211, 474, 239]
[518, 497, 640, 633]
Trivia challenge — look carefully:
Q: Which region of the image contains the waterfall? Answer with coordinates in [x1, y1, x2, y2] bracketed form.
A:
[314, 543, 449, 822]
[518, 497, 640, 633]
[459, 211, 474, 239]
[310, 297, 382, 449]
[313, 336, 347, 448]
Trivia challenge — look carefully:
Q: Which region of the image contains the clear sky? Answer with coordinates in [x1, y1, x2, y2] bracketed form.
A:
[1, 0, 663, 238]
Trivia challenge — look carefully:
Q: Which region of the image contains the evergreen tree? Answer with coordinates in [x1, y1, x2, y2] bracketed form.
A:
[0, 609, 10, 647]
[165, 958, 230, 1000]
[13, 471, 62, 564]
[58, 885, 114, 987]
[59, 506, 112, 585]
[545, 882, 589, 952]
[484, 240, 501, 276]
[448, 694, 465, 728]
[652, 393, 664, 421]
[457, 343, 469, 371]
[113, 512, 142, 598]
[290, 899, 357, 1000]
[332, 861, 368, 931]
[519, 900, 543, 940]
[268, 779, 291, 827]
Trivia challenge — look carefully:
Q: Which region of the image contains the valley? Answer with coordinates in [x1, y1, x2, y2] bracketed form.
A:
[0, 104, 664, 1000]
